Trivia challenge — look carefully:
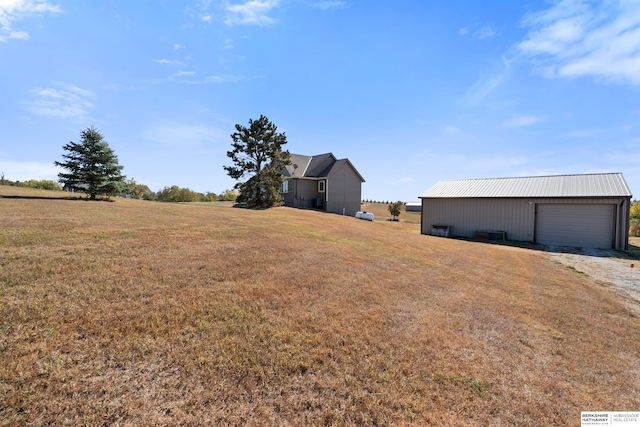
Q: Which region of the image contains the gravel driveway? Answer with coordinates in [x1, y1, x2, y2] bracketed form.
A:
[546, 246, 640, 306]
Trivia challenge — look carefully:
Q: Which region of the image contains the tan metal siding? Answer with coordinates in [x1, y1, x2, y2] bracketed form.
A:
[421, 198, 535, 241]
[421, 197, 627, 248]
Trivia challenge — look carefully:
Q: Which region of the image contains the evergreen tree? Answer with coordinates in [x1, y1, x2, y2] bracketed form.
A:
[224, 115, 291, 208]
[55, 126, 125, 200]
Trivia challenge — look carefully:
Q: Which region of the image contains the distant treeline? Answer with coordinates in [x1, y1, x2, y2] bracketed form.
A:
[145, 186, 239, 203]
[0, 176, 238, 203]
[1, 178, 63, 191]
[362, 199, 406, 205]
[630, 200, 640, 237]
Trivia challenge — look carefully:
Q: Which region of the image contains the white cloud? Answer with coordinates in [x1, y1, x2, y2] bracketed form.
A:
[313, 1, 346, 10]
[461, 55, 512, 106]
[0, 159, 60, 181]
[474, 25, 497, 39]
[384, 176, 414, 185]
[560, 129, 601, 138]
[153, 58, 186, 67]
[225, 0, 279, 26]
[502, 115, 542, 128]
[517, 0, 640, 86]
[141, 122, 226, 148]
[22, 83, 96, 120]
[0, 0, 61, 42]
[458, 25, 497, 39]
[442, 124, 462, 135]
[205, 74, 246, 83]
[173, 43, 185, 50]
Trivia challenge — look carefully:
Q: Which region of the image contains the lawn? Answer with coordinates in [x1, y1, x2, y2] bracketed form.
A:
[1, 186, 639, 426]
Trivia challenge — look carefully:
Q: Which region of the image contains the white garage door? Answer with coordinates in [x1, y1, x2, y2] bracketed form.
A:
[536, 204, 614, 249]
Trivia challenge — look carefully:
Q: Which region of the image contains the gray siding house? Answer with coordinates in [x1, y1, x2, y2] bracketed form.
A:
[281, 153, 365, 217]
[419, 173, 632, 250]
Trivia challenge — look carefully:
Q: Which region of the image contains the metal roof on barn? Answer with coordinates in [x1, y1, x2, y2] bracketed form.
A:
[419, 173, 632, 199]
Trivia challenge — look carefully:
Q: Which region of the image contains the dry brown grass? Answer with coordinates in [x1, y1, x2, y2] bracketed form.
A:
[1, 186, 639, 426]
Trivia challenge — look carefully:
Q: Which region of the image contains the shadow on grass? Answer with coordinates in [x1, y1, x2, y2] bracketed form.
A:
[448, 236, 640, 260]
[0, 195, 114, 202]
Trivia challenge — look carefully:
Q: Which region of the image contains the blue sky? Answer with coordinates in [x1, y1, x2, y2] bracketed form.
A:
[1, 0, 639, 202]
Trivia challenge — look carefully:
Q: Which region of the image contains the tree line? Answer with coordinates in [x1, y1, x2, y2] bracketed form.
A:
[0, 174, 238, 203]
[0, 126, 238, 203]
[630, 200, 640, 236]
[120, 180, 238, 202]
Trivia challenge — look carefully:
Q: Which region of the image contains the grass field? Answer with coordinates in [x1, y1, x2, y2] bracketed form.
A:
[1, 186, 639, 426]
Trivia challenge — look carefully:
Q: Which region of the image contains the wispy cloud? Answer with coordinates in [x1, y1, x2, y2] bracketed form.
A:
[458, 24, 497, 39]
[442, 124, 462, 134]
[205, 74, 246, 83]
[0, 0, 61, 42]
[313, 1, 346, 10]
[153, 58, 185, 67]
[172, 71, 197, 77]
[561, 129, 601, 138]
[474, 25, 497, 39]
[0, 159, 61, 181]
[502, 115, 542, 128]
[225, 0, 279, 26]
[517, 0, 640, 86]
[461, 55, 512, 106]
[22, 83, 96, 120]
[148, 70, 247, 85]
[141, 122, 226, 147]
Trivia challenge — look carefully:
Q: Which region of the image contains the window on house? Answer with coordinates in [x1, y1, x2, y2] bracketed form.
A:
[281, 180, 288, 193]
[318, 180, 325, 193]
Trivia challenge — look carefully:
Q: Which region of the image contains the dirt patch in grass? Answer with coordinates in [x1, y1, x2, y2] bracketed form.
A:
[1, 186, 639, 425]
[545, 240, 640, 309]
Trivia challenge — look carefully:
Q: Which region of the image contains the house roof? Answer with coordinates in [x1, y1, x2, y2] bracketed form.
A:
[419, 173, 632, 199]
[282, 152, 365, 182]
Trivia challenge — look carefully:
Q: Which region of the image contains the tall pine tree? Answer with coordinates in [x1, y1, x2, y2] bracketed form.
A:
[55, 126, 125, 200]
[224, 115, 291, 208]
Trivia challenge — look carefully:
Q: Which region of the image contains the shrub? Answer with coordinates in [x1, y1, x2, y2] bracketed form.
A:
[218, 189, 239, 202]
[15, 179, 63, 191]
[388, 201, 403, 221]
